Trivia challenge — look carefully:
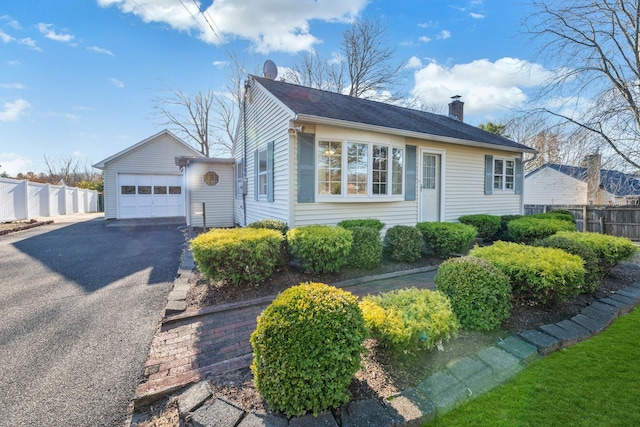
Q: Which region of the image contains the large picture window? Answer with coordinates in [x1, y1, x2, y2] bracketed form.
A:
[317, 140, 403, 199]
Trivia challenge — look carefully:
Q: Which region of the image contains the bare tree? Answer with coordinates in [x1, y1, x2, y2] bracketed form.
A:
[43, 154, 102, 187]
[154, 52, 250, 158]
[284, 18, 403, 101]
[526, 0, 640, 169]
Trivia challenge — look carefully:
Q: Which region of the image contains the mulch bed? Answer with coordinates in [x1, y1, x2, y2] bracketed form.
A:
[0, 219, 53, 235]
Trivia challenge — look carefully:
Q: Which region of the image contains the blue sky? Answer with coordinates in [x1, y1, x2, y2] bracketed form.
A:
[0, 0, 553, 176]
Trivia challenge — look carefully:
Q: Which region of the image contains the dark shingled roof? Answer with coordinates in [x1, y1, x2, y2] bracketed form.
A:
[252, 75, 534, 153]
[527, 164, 640, 197]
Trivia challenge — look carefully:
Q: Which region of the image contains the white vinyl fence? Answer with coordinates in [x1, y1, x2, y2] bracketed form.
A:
[0, 177, 99, 222]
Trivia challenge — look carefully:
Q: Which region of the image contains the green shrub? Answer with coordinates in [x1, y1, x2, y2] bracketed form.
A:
[533, 235, 601, 293]
[344, 226, 382, 269]
[416, 222, 478, 258]
[498, 214, 523, 240]
[191, 228, 282, 285]
[337, 218, 385, 232]
[529, 211, 576, 223]
[507, 217, 576, 244]
[470, 241, 586, 305]
[250, 283, 366, 417]
[247, 219, 289, 235]
[435, 257, 511, 330]
[287, 225, 352, 274]
[383, 225, 423, 263]
[554, 231, 638, 275]
[360, 287, 459, 351]
[458, 214, 501, 242]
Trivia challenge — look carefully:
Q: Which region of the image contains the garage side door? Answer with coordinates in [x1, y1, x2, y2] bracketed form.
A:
[118, 174, 184, 218]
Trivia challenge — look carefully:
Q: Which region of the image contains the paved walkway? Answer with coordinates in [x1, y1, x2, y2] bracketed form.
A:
[134, 262, 438, 404]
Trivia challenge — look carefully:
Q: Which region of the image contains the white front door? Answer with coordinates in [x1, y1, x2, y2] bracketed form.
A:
[420, 152, 441, 222]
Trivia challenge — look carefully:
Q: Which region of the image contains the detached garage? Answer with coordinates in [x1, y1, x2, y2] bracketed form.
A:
[94, 130, 204, 220]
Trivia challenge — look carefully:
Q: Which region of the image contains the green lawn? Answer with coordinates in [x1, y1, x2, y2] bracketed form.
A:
[429, 307, 640, 426]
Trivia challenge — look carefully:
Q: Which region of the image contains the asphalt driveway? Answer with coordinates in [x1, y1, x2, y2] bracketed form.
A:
[0, 214, 184, 427]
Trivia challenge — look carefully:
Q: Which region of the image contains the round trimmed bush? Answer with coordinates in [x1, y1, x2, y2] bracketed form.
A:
[190, 228, 282, 285]
[498, 214, 522, 241]
[458, 214, 501, 242]
[554, 231, 638, 275]
[416, 222, 478, 258]
[507, 217, 576, 244]
[383, 225, 423, 263]
[250, 283, 366, 417]
[287, 225, 352, 274]
[345, 226, 382, 269]
[434, 257, 511, 330]
[534, 235, 601, 293]
[360, 287, 459, 351]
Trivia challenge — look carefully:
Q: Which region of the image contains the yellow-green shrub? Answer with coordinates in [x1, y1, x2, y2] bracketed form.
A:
[435, 257, 511, 330]
[190, 228, 282, 285]
[287, 225, 352, 274]
[343, 226, 382, 269]
[250, 283, 366, 417]
[554, 231, 638, 275]
[360, 287, 459, 351]
[470, 241, 585, 305]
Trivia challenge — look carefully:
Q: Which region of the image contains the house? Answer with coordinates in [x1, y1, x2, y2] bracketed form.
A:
[233, 75, 537, 229]
[525, 156, 640, 206]
[94, 130, 234, 227]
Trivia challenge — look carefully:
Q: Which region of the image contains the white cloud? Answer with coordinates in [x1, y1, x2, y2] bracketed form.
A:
[405, 56, 423, 69]
[0, 30, 14, 43]
[110, 78, 124, 88]
[0, 15, 22, 30]
[19, 37, 41, 51]
[419, 36, 431, 43]
[37, 23, 75, 43]
[87, 46, 114, 56]
[0, 153, 33, 176]
[212, 60, 229, 69]
[8, 60, 21, 66]
[438, 30, 451, 40]
[0, 83, 25, 89]
[418, 21, 437, 29]
[470, 12, 485, 19]
[0, 98, 30, 121]
[411, 57, 554, 116]
[98, 0, 368, 53]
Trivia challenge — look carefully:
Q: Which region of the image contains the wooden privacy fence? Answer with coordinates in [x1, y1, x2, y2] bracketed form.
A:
[0, 177, 100, 222]
[524, 204, 640, 240]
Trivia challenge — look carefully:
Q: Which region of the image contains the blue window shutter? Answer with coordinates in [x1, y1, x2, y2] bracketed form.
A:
[515, 157, 523, 195]
[405, 145, 416, 201]
[484, 155, 493, 195]
[298, 133, 315, 203]
[267, 141, 275, 202]
[254, 149, 259, 201]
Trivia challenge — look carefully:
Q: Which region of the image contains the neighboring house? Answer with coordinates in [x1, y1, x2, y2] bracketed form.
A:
[525, 159, 640, 206]
[94, 130, 234, 227]
[233, 75, 537, 229]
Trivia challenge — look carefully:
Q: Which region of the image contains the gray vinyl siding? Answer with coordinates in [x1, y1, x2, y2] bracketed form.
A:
[102, 134, 195, 219]
[187, 161, 234, 227]
[233, 82, 293, 226]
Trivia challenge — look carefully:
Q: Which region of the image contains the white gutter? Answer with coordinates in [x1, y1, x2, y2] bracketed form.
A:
[295, 114, 538, 154]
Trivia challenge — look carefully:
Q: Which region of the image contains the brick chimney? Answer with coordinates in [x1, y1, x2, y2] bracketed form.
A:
[448, 95, 464, 122]
[586, 153, 601, 205]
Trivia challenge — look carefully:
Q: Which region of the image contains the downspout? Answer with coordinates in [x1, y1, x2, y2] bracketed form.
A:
[242, 78, 251, 226]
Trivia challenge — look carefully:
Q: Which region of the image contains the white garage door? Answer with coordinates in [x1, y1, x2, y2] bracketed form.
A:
[118, 174, 184, 219]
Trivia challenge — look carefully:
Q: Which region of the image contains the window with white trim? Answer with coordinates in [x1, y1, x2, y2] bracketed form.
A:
[317, 140, 403, 198]
[493, 158, 515, 191]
